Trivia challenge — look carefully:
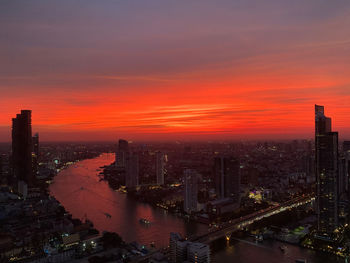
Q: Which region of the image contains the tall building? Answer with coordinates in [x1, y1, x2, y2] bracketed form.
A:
[32, 133, 39, 179]
[315, 105, 339, 236]
[184, 169, 198, 214]
[125, 153, 139, 188]
[12, 110, 34, 189]
[115, 139, 129, 168]
[156, 151, 165, 185]
[214, 156, 240, 202]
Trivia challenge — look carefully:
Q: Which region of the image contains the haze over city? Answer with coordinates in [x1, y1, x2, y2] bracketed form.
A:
[1, 0, 350, 141]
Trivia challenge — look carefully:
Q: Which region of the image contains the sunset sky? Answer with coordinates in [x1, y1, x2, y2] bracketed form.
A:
[1, 0, 349, 141]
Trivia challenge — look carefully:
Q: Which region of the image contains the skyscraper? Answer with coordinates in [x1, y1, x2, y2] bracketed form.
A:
[32, 133, 39, 179]
[12, 110, 34, 189]
[315, 105, 339, 236]
[214, 156, 240, 202]
[156, 151, 165, 185]
[125, 153, 139, 188]
[184, 169, 198, 214]
[115, 139, 129, 168]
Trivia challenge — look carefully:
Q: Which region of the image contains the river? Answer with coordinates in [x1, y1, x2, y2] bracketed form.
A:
[49, 153, 344, 263]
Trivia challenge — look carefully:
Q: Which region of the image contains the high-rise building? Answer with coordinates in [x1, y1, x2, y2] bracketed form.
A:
[214, 156, 240, 202]
[125, 153, 139, 188]
[184, 169, 198, 214]
[315, 105, 339, 236]
[115, 139, 129, 168]
[12, 110, 34, 189]
[32, 133, 39, 178]
[156, 151, 165, 185]
[187, 242, 210, 263]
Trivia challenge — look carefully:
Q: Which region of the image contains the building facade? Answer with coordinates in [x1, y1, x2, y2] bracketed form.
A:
[184, 169, 198, 214]
[315, 105, 339, 236]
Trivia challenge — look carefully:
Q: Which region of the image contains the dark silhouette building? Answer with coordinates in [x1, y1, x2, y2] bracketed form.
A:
[115, 139, 129, 168]
[214, 156, 240, 202]
[315, 105, 339, 236]
[12, 110, 35, 189]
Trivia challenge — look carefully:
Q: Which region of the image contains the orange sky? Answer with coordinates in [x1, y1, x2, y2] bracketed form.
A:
[0, 0, 349, 141]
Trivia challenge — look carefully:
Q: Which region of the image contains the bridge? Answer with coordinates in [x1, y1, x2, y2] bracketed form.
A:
[133, 195, 315, 262]
[191, 195, 315, 244]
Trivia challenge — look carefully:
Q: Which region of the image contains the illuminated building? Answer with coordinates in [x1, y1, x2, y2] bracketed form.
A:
[315, 105, 339, 236]
[184, 169, 198, 214]
[156, 151, 165, 185]
[12, 110, 35, 191]
[214, 156, 240, 202]
[115, 139, 128, 168]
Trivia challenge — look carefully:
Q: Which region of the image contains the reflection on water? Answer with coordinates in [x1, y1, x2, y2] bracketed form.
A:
[49, 153, 206, 248]
[50, 153, 344, 262]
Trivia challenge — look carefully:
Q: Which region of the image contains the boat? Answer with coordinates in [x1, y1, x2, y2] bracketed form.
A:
[104, 212, 112, 218]
[139, 218, 151, 224]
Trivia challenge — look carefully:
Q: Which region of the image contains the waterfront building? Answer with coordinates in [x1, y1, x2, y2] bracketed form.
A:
[126, 152, 139, 188]
[12, 110, 35, 190]
[214, 156, 240, 202]
[315, 105, 339, 236]
[115, 139, 129, 168]
[184, 169, 198, 214]
[156, 151, 165, 185]
[187, 242, 210, 263]
[169, 233, 210, 263]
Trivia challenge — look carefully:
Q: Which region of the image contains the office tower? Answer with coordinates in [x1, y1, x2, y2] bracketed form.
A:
[315, 105, 339, 236]
[156, 151, 165, 185]
[187, 242, 210, 263]
[115, 139, 129, 168]
[32, 133, 39, 178]
[12, 110, 34, 190]
[184, 169, 198, 214]
[214, 156, 240, 202]
[125, 153, 139, 188]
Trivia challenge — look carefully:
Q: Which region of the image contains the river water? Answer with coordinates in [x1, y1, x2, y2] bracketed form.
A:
[49, 153, 344, 263]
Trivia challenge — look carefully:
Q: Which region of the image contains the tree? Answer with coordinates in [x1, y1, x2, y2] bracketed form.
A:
[101, 232, 124, 249]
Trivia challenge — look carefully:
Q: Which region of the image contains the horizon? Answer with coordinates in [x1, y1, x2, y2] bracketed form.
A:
[1, 0, 350, 141]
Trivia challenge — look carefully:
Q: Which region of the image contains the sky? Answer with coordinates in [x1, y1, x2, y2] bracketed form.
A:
[0, 0, 349, 141]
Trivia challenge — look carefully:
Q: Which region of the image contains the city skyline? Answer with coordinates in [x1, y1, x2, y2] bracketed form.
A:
[1, 0, 350, 141]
